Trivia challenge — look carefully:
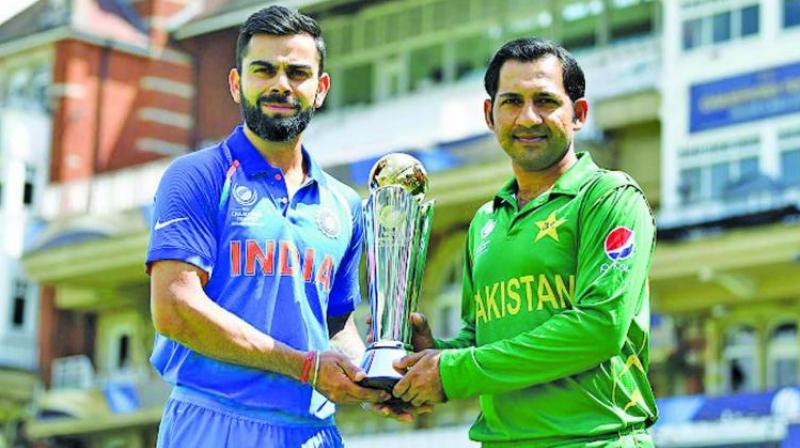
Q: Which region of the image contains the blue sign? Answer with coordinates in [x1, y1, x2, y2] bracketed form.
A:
[690, 61, 800, 133]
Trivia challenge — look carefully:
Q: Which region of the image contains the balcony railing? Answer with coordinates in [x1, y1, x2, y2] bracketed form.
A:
[576, 35, 662, 100]
[658, 186, 800, 230]
[49, 354, 170, 410]
[40, 158, 171, 220]
[36, 37, 662, 222]
[306, 36, 661, 166]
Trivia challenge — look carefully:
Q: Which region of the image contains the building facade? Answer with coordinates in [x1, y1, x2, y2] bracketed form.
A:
[649, 0, 800, 446]
[6, 0, 800, 447]
[2, 0, 193, 446]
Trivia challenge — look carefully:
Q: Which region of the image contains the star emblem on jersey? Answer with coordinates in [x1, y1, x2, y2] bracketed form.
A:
[232, 184, 258, 206]
[316, 208, 341, 239]
[535, 212, 566, 242]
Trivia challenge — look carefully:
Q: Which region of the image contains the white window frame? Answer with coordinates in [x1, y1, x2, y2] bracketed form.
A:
[107, 323, 136, 376]
[722, 325, 761, 393]
[767, 322, 798, 389]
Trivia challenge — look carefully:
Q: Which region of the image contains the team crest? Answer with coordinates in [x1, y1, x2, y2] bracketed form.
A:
[604, 227, 635, 261]
[316, 208, 341, 239]
[480, 220, 495, 239]
[232, 184, 258, 206]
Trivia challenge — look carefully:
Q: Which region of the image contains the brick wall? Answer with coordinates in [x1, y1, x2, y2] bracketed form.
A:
[179, 28, 241, 146]
[49, 39, 194, 182]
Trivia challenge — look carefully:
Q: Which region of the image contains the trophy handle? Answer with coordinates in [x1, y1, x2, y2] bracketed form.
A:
[402, 200, 434, 344]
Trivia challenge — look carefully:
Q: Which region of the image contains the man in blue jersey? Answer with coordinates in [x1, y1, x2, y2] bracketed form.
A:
[146, 5, 389, 448]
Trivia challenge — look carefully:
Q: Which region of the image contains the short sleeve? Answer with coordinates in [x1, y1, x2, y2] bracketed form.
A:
[327, 194, 364, 317]
[146, 155, 221, 275]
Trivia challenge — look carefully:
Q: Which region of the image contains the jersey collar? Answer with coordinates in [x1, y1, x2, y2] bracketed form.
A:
[493, 152, 598, 208]
[225, 125, 327, 186]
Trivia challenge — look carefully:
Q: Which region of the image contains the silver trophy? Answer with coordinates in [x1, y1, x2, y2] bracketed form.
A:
[359, 153, 435, 391]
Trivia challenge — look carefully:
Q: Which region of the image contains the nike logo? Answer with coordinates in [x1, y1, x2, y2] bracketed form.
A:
[154, 217, 188, 230]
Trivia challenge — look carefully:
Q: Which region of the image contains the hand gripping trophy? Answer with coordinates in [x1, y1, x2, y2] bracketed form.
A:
[359, 153, 435, 391]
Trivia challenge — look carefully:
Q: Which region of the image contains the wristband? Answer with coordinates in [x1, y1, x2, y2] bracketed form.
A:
[311, 351, 321, 389]
[300, 351, 315, 384]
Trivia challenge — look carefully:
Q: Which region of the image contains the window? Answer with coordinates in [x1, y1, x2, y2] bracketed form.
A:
[11, 280, 28, 328]
[682, 5, 760, 51]
[781, 149, 800, 186]
[23, 165, 35, 206]
[409, 44, 444, 92]
[683, 17, 704, 50]
[710, 162, 731, 199]
[740, 5, 760, 36]
[117, 334, 130, 369]
[562, 32, 597, 52]
[3, 65, 50, 112]
[712, 11, 732, 43]
[679, 156, 760, 203]
[723, 326, 759, 393]
[785, 0, 800, 28]
[679, 167, 702, 204]
[740, 157, 759, 178]
[768, 323, 798, 388]
[455, 34, 494, 80]
[340, 62, 373, 107]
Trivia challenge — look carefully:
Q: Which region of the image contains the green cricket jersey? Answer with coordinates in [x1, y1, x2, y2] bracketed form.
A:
[436, 152, 657, 447]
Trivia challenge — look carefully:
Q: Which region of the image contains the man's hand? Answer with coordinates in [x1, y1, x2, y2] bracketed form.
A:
[365, 312, 435, 351]
[408, 312, 435, 351]
[392, 349, 446, 406]
[314, 351, 390, 404]
[363, 401, 433, 423]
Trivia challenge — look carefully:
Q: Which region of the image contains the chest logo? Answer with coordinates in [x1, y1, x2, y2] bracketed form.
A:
[233, 184, 258, 206]
[316, 208, 341, 239]
[604, 227, 635, 261]
[480, 220, 495, 239]
[535, 212, 566, 242]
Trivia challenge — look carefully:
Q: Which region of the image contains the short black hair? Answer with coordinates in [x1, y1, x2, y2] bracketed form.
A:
[236, 5, 326, 73]
[484, 38, 585, 103]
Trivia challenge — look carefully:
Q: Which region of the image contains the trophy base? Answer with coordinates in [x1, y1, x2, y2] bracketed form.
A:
[358, 340, 408, 392]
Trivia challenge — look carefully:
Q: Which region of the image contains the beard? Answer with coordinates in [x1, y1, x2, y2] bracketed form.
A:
[240, 91, 316, 142]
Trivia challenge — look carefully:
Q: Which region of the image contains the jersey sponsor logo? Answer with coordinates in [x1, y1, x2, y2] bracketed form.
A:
[316, 208, 341, 239]
[228, 239, 335, 291]
[604, 227, 635, 261]
[154, 217, 188, 230]
[232, 184, 258, 206]
[480, 220, 495, 239]
[472, 274, 575, 324]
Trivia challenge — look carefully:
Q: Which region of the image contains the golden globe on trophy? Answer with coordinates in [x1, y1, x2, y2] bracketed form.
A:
[358, 153, 435, 391]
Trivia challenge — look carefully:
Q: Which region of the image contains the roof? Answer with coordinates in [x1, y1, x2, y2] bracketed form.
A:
[0, 0, 178, 58]
[174, 0, 326, 39]
[173, 0, 389, 40]
[0, 0, 69, 44]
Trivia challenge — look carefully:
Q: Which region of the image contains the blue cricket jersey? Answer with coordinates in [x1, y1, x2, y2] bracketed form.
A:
[146, 125, 363, 423]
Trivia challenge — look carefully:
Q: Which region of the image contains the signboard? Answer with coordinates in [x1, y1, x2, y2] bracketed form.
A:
[690, 61, 800, 133]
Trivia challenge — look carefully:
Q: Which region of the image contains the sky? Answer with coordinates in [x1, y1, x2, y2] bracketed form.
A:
[0, 0, 37, 26]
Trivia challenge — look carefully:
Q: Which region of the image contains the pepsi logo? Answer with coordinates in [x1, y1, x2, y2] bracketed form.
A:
[604, 227, 635, 261]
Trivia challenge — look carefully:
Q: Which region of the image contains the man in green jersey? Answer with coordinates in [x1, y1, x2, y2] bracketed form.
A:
[388, 38, 658, 446]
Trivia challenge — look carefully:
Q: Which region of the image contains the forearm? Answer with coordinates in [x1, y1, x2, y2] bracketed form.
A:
[440, 306, 625, 399]
[329, 315, 366, 364]
[159, 287, 305, 380]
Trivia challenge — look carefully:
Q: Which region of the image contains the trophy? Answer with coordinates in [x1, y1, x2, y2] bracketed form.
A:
[359, 153, 435, 391]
